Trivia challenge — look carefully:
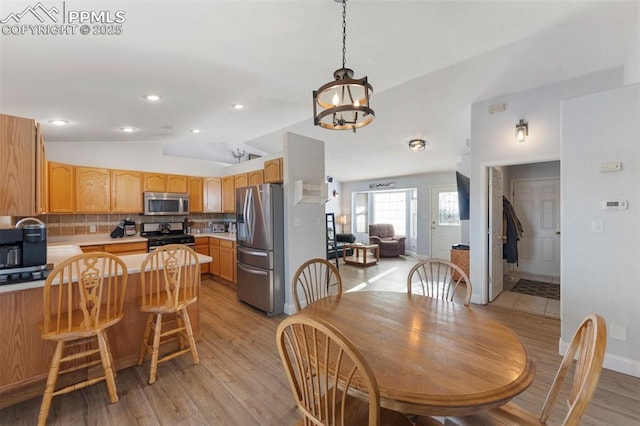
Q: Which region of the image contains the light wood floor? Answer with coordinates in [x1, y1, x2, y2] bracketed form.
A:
[2, 257, 639, 425]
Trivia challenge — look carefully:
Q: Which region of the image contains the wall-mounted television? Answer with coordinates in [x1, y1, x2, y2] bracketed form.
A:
[456, 171, 470, 220]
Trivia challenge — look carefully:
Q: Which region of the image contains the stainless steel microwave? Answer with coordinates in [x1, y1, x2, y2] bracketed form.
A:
[143, 192, 189, 216]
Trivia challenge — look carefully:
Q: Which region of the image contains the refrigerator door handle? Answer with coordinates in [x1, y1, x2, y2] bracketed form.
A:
[245, 189, 253, 243]
[237, 263, 268, 276]
[237, 246, 268, 257]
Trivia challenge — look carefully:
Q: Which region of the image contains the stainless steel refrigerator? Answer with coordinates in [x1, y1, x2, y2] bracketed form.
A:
[236, 184, 284, 316]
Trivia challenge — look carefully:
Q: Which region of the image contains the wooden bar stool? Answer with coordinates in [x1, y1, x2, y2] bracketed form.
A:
[38, 252, 128, 426]
[137, 244, 201, 384]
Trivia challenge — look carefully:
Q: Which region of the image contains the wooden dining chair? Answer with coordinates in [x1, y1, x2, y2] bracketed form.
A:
[443, 313, 607, 426]
[407, 258, 472, 306]
[276, 314, 413, 426]
[137, 244, 200, 384]
[38, 252, 128, 426]
[292, 258, 342, 311]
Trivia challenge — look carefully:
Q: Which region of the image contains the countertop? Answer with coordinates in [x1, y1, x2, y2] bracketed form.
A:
[0, 244, 212, 294]
[48, 232, 237, 246]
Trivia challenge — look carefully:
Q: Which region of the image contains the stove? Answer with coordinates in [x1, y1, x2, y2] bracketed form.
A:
[140, 222, 195, 252]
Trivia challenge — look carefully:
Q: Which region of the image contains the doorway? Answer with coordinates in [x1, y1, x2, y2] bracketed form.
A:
[430, 185, 461, 260]
[488, 161, 561, 318]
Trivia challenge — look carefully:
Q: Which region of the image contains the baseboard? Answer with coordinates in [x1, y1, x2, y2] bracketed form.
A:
[559, 339, 640, 378]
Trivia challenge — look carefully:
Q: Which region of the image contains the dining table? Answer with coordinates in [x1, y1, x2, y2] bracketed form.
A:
[298, 291, 536, 416]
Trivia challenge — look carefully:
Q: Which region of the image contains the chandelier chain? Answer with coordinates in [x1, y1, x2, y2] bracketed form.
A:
[341, 0, 347, 69]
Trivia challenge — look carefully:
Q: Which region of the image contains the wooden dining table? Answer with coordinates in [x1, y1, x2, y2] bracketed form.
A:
[298, 291, 536, 416]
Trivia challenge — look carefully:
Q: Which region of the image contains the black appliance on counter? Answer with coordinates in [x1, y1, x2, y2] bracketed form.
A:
[140, 221, 195, 252]
[0, 217, 48, 285]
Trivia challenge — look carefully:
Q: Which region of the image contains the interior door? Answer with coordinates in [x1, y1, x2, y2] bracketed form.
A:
[488, 167, 504, 301]
[513, 179, 561, 276]
[430, 185, 461, 260]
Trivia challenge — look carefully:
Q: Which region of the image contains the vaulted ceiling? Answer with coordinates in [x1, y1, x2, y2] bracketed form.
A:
[1, 1, 637, 181]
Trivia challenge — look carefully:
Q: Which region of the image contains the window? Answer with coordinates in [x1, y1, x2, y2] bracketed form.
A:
[371, 191, 406, 235]
[354, 192, 368, 233]
[438, 191, 460, 226]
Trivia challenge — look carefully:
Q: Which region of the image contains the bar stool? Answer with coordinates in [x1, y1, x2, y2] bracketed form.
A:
[137, 244, 200, 384]
[38, 252, 128, 426]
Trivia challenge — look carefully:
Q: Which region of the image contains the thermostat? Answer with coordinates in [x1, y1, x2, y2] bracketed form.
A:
[601, 200, 628, 210]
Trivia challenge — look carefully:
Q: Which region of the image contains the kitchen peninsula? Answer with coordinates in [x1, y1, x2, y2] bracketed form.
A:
[0, 243, 212, 409]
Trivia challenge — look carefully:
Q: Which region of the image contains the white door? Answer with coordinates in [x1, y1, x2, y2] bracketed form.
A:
[513, 179, 561, 277]
[488, 167, 504, 301]
[430, 185, 461, 260]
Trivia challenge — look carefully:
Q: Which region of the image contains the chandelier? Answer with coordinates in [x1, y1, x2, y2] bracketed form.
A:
[231, 148, 246, 163]
[313, 0, 374, 132]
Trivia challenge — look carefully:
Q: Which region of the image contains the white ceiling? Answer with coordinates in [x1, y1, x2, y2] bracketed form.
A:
[1, 1, 638, 181]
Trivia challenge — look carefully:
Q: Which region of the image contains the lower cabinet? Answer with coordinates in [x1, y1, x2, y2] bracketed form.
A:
[80, 241, 147, 256]
[219, 240, 235, 283]
[195, 238, 210, 274]
[209, 238, 220, 276]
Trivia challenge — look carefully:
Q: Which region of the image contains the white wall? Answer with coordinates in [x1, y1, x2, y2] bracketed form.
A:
[341, 171, 455, 257]
[283, 132, 327, 314]
[623, 10, 640, 85]
[562, 84, 640, 377]
[469, 68, 623, 305]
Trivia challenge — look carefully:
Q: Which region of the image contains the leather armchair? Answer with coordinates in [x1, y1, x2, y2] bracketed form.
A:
[368, 224, 406, 257]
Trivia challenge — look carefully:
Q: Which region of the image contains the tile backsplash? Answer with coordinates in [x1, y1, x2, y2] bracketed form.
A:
[19, 213, 234, 237]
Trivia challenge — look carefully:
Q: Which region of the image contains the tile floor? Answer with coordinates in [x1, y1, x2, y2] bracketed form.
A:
[492, 270, 560, 319]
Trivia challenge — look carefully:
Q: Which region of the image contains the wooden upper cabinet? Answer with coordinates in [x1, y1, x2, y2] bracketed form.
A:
[75, 166, 110, 213]
[111, 169, 142, 213]
[234, 173, 248, 190]
[264, 158, 283, 183]
[248, 169, 264, 186]
[167, 174, 188, 193]
[35, 123, 47, 214]
[48, 162, 74, 213]
[222, 176, 235, 213]
[143, 173, 167, 192]
[189, 176, 204, 213]
[204, 177, 222, 213]
[0, 114, 36, 216]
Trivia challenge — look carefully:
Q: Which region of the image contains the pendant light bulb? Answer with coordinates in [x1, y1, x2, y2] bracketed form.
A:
[332, 91, 340, 106]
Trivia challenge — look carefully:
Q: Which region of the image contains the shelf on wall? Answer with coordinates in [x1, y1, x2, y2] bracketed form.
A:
[294, 180, 328, 205]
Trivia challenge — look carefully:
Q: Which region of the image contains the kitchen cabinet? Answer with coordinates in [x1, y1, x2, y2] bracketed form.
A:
[143, 173, 166, 192]
[48, 162, 75, 213]
[189, 177, 204, 213]
[104, 241, 147, 256]
[209, 238, 220, 276]
[248, 169, 264, 186]
[35, 123, 47, 214]
[195, 238, 210, 274]
[167, 174, 188, 193]
[81, 244, 104, 253]
[234, 173, 248, 189]
[204, 177, 222, 213]
[111, 169, 142, 213]
[221, 176, 235, 213]
[0, 114, 37, 216]
[264, 157, 283, 183]
[75, 166, 110, 213]
[219, 240, 235, 282]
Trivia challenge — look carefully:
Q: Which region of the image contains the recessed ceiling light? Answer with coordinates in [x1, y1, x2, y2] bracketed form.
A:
[48, 119, 69, 125]
[232, 104, 244, 110]
[144, 94, 160, 101]
[120, 127, 137, 133]
[190, 129, 201, 133]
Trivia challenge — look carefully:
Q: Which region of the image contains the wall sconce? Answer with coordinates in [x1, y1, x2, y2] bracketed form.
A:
[332, 189, 339, 198]
[336, 214, 348, 233]
[515, 119, 528, 142]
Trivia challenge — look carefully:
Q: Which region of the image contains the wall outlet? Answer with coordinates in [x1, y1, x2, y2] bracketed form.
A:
[610, 323, 627, 341]
[89, 224, 96, 233]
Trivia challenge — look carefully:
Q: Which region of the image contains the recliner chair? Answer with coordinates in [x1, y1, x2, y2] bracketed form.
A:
[368, 224, 406, 257]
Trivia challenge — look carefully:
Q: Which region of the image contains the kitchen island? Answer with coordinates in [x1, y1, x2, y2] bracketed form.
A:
[0, 244, 212, 409]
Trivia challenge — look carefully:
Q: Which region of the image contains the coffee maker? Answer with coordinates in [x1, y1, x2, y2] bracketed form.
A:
[0, 218, 47, 285]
